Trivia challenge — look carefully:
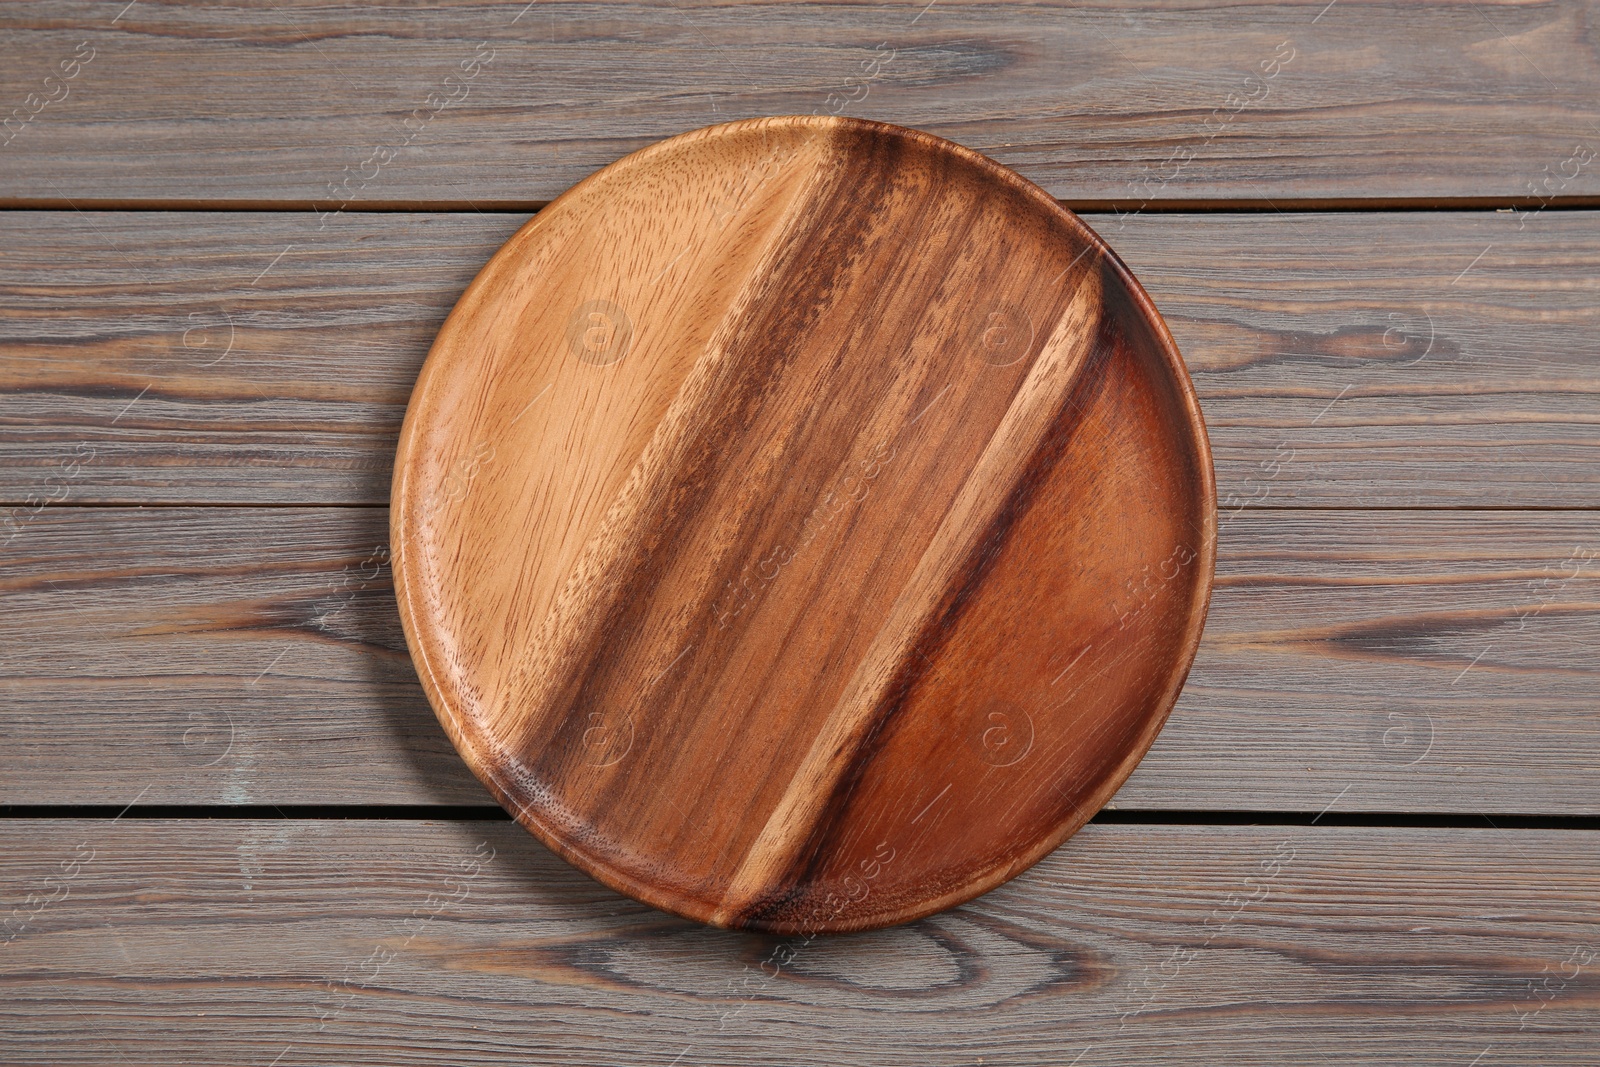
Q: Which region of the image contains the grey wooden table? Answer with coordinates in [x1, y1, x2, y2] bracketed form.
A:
[2, 2, 1598, 1064]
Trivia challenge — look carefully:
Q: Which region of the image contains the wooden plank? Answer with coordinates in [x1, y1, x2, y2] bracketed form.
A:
[1, 818, 1595, 1065]
[1, 1, 1598, 205]
[0, 211, 516, 507]
[1129, 507, 1600, 814]
[2, 209, 1598, 508]
[0, 507, 465, 808]
[4, 506, 1596, 813]
[1122, 209, 1600, 510]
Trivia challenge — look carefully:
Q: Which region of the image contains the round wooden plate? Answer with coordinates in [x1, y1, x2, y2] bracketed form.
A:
[392, 116, 1215, 935]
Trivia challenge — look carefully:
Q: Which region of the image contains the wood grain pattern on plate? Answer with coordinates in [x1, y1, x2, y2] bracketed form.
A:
[391, 116, 1215, 933]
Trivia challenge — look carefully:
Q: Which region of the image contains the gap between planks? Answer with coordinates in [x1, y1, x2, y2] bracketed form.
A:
[0, 805, 1596, 831]
[13, 502, 1600, 512]
[4, 197, 1600, 214]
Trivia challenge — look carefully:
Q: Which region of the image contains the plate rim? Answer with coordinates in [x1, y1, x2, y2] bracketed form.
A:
[390, 114, 1218, 934]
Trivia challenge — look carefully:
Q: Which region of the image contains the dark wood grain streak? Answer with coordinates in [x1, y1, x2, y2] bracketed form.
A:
[1, 1, 1598, 204]
[522, 121, 919, 784]
[1, 819, 1596, 1066]
[773, 273, 1219, 930]
[743, 262, 1124, 930]
[2, 209, 1595, 508]
[3, 506, 1596, 814]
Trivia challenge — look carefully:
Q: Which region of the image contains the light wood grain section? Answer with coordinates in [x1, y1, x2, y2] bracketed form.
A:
[1, 1, 1598, 204]
[2, 210, 1596, 507]
[1, 818, 1595, 1065]
[3, 506, 1596, 814]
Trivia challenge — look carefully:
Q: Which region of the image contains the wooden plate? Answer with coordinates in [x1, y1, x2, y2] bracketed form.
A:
[392, 116, 1215, 935]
